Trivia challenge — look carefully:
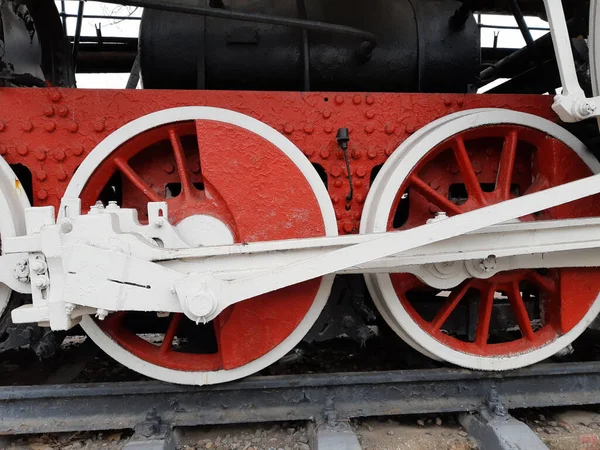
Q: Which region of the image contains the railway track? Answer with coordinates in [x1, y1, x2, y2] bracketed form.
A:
[2, 358, 600, 449]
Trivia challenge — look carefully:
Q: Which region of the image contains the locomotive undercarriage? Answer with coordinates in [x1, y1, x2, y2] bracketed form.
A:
[2, 0, 600, 385]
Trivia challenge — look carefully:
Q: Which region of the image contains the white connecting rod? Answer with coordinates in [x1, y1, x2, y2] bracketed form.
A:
[175, 172, 600, 321]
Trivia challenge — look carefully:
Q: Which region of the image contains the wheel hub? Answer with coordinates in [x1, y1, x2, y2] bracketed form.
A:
[175, 215, 234, 247]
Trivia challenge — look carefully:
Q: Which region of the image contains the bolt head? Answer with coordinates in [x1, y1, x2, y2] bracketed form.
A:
[185, 290, 217, 321]
[59, 218, 73, 234]
[34, 275, 49, 289]
[479, 255, 497, 272]
[95, 309, 109, 320]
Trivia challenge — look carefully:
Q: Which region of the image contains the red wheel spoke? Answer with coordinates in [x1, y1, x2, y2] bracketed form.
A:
[452, 136, 485, 204]
[475, 285, 495, 347]
[507, 281, 535, 340]
[159, 313, 183, 355]
[528, 271, 557, 295]
[496, 130, 518, 198]
[430, 280, 473, 331]
[169, 128, 195, 199]
[409, 174, 462, 215]
[114, 157, 162, 203]
[524, 176, 550, 195]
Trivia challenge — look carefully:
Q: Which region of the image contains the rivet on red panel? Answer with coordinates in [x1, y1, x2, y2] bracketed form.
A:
[343, 221, 354, 233]
[45, 121, 56, 133]
[36, 171, 47, 181]
[385, 124, 395, 135]
[366, 111, 375, 119]
[324, 125, 333, 134]
[35, 148, 47, 161]
[320, 149, 330, 159]
[352, 95, 362, 105]
[58, 106, 69, 117]
[365, 124, 374, 134]
[57, 170, 68, 181]
[68, 121, 79, 133]
[21, 121, 33, 132]
[334, 179, 343, 188]
[37, 190, 48, 200]
[384, 148, 393, 157]
[322, 110, 331, 119]
[304, 124, 314, 134]
[0, 145, 6, 156]
[17, 145, 28, 156]
[49, 90, 62, 102]
[284, 124, 294, 134]
[366, 96, 374, 105]
[71, 146, 84, 156]
[352, 149, 362, 159]
[44, 106, 55, 117]
[94, 120, 106, 132]
[331, 167, 341, 178]
[163, 164, 175, 174]
[367, 149, 377, 159]
[335, 95, 344, 105]
[53, 149, 66, 162]
[356, 167, 367, 178]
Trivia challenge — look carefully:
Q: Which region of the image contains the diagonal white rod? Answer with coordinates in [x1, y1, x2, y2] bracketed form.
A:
[208, 173, 600, 309]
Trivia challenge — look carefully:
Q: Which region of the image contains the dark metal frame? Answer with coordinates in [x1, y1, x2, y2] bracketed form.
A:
[2, 361, 600, 435]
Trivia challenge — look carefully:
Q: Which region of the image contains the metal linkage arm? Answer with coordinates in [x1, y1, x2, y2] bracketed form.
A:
[543, 0, 600, 121]
[6, 172, 600, 329]
[175, 172, 600, 322]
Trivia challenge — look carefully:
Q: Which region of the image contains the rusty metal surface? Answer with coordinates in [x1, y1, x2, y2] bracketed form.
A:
[1, 361, 600, 435]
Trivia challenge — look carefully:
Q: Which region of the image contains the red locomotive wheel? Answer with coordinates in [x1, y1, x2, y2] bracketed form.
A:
[64, 107, 336, 384]
[362, 110, 600, 370]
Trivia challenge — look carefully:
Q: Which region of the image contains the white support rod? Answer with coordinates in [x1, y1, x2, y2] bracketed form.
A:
[543, 0, 583, 96]
[193, 173, 600, 318]
[158, 217, 600, 278]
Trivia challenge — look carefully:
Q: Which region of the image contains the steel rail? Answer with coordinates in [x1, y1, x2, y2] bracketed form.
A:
[1, 362, 600, 434]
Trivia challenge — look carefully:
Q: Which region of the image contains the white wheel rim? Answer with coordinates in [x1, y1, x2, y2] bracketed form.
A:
[64, 107, 337, 385]
[0, 157, 29, 317]
[361, 108, 600, 370]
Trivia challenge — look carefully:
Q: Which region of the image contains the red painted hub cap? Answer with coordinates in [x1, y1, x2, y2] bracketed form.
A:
[80, 120, 327, 371]
[388, 125, 600, 356]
